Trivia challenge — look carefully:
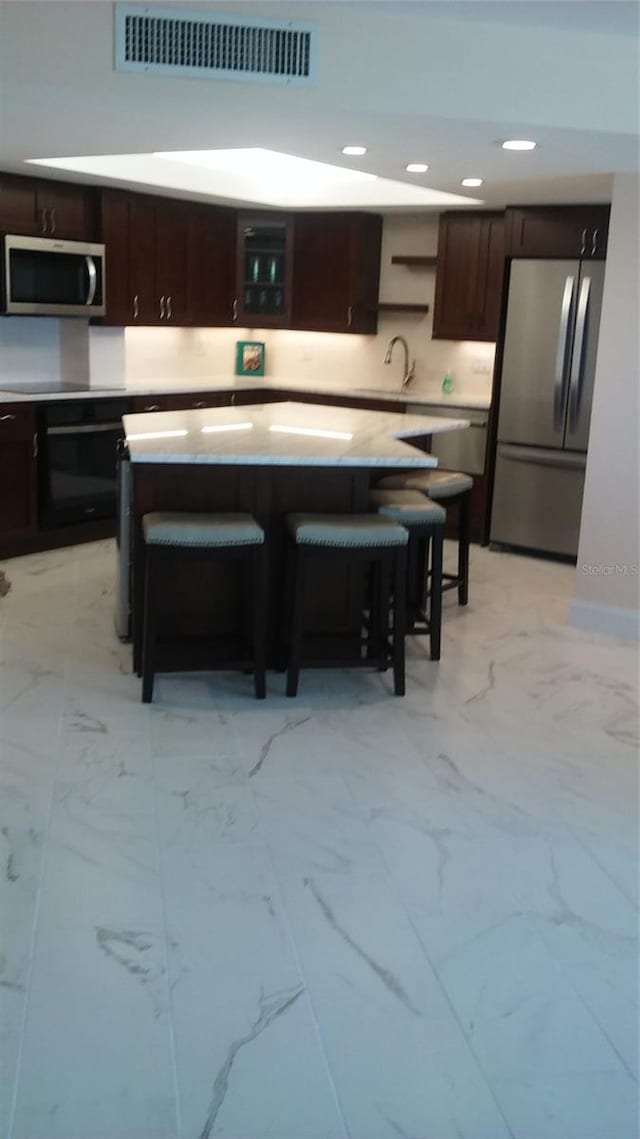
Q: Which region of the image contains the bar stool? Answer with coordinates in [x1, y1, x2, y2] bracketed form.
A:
[140, 512, 267, 704]
[284, 513, 408, 698]
[377, 470, 473, 606]
[369, 489, 446, 661]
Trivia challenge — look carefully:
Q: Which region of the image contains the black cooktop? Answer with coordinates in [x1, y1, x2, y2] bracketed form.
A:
[1, 382, 117, 395]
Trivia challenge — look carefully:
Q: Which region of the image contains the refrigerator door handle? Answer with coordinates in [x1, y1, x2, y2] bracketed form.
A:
[568, 276, 590, 434]
[499, 444, 586, 471]
[554, 276, 575, 431]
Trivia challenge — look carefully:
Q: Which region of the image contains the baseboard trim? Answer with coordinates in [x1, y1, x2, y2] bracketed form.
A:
[569, 599, 640, 641]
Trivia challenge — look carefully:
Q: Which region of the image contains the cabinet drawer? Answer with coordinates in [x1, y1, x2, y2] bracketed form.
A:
[165, 392, 230, 411]
[0, 404, 35, 438]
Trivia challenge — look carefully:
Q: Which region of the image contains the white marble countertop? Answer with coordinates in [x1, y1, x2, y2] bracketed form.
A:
[123, 400, 469, 467]
[0, 376, 490, 411]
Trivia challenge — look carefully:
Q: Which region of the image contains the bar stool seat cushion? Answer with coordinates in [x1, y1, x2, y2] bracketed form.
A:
[377, 469, 473, 499]
[369, 489, 446, 526]
[287, 513, 408, 549]
[143, 512, 264, 548]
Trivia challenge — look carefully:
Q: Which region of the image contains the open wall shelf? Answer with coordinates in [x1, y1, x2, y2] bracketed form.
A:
[391, 255, 437, 267]
[374, 302, 430, 313]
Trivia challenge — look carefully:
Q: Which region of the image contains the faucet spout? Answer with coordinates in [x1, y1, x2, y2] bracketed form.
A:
[383, 335, 415, 391]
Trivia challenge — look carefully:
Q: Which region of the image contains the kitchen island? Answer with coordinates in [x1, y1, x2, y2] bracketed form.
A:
[124, 400, 469, 673]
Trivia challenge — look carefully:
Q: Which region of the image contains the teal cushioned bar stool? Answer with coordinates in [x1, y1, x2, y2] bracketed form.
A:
[140, 511, 267, 703]
[369, 489, 446, 661]
[377, 469, 473, 606]
[284, 513, 408, 698]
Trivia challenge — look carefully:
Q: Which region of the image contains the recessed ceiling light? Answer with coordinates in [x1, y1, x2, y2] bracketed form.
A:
[461, 178, 483, 187]
[405, 163, 429, 173]
[342, 145, 367, 156]
[502, 139, 537, 151]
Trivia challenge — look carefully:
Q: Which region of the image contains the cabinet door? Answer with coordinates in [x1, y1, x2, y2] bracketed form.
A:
[0, 174, 39, 235]
[187, 204, 236, 326]
[506, 206, 610, 260]
[128, 197, 158, 324]
[432, 214, 483, 340]
[99, 190, 132, 325]
[35, 180, 97, 241]
[473, 214, 505, 340]
[0, 406, 37, 539]
[155, 200, 189, 325]
[291, 213, 382, 333]
[235, 214, 293, 328]
[432, 212, 505, 341]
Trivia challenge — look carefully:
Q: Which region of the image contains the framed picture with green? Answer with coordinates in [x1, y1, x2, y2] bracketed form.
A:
[235, 340, 265, 377]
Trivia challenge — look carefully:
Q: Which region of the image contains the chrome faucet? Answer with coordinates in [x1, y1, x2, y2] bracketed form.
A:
[383, 335, 415, 391]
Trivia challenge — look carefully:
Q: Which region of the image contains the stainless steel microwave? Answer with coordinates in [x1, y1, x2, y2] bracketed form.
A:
[3, 234, 106, 317]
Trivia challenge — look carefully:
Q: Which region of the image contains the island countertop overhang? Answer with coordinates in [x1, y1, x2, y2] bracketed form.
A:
[123, 400, 469, 467]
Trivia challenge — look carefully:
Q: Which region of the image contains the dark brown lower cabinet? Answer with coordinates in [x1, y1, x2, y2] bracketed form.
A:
[0, 406, 37, 540]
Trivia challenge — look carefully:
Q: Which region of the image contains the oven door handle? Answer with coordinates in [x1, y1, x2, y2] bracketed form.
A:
[47, 422, 123, 436]
[85, 256, 97, 306]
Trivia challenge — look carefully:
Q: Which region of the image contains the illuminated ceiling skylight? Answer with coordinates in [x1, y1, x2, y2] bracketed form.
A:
[26, 148, 482, 209]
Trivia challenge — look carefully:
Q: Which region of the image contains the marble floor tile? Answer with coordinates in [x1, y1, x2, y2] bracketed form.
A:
[0, 538, 637, 1139]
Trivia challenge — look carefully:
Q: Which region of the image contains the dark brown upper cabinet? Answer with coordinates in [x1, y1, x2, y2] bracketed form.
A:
[234, 214, 294, 328]
[0, 404, 37, 541]
[0, 173, 96, 240]
[505, 205, 610, 260]
[99, 191, 189, 325]
[432, 211, 506, 342]
[187, 203, 237, 327]
[291, 212, 382, 334]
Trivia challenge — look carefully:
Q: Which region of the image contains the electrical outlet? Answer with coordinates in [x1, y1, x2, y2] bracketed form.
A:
[472, 358, 492, 374]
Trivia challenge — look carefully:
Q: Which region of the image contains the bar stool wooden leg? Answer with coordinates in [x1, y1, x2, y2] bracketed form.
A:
[458, 490, 471, 606]
[141, 549, 157, 704]
[253, 544, 267, 700]
[392, 546, 407, 696]
[430, 526, 443, 661]
[286, 546, 306, 698]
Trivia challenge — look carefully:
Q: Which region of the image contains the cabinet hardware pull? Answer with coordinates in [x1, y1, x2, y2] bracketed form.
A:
[0, 414, 17, 422]
[232, 298, 238, 321]
[133, 294, 139, 319]
[347, 305, 353, 327]
[144, 404, 160, 411]
[159, 296, 166, 319]
[580, 227, 587, 256]
[591, 228, 599, 256]
[39, 208, 48, 234]
[166, 295, 172, 319]
[50, 208, 56, 235]
[230, 393, 236, 406]
[33, 431, 38, 458]
[193, 400, 206, 408]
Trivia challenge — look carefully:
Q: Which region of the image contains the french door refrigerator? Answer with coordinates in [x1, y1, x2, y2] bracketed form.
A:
[490, 258, 605, 557]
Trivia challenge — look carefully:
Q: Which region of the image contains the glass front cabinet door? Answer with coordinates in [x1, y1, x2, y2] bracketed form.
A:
[234, 214, 293, 328]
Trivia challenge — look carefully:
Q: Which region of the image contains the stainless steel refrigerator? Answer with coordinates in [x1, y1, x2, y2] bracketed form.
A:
[490, 258, 605, 557]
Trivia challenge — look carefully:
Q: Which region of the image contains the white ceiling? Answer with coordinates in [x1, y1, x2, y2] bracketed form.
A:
[1, 1, 638, 210]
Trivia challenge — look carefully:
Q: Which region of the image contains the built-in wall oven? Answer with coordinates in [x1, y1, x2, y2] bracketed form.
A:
[37, 398, 131, 529]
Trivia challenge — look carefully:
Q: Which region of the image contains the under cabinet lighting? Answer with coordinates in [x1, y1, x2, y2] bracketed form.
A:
[462, 178, 483, 187]
[502, 139, 537, 151]
[269, 425, 353, 441]
[406, 163, 429, 173]
[201, 422, 253, 434]
[127, 429, 189, 441]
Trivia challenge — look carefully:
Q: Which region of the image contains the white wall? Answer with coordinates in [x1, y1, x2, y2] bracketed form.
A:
[569, 172, 640, 640]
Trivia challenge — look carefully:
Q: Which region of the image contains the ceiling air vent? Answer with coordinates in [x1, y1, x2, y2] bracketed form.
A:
[115, 4, 319, 85]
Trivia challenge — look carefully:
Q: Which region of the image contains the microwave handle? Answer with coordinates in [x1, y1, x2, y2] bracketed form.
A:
[84, 256, 97, 306]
